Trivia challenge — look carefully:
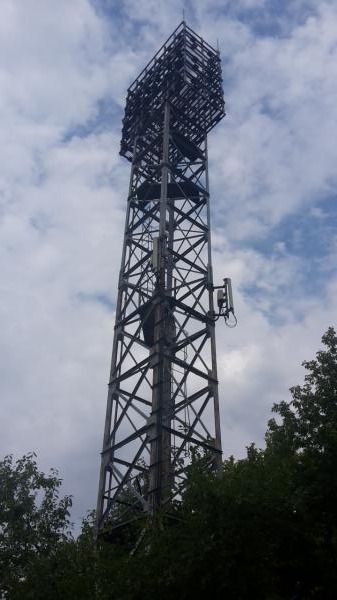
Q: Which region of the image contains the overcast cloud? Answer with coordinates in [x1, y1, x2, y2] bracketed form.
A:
[1, 0, 336, 526]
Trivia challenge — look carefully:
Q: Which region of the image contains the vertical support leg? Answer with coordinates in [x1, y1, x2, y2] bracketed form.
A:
[149, 102, 172, 512]
[205, 136, 223, 471]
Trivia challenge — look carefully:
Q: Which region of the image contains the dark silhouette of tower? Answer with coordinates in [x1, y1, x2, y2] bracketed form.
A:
[96, 21, 231, 535]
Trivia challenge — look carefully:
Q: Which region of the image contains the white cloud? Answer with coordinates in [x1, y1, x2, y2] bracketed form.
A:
[0, 0, 337, 527]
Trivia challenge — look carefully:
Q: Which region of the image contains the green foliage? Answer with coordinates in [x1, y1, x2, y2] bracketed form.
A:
[267, 326, 337, 456]
[109, 327, 337, 599]
[15, 512, 102, 600]
[263, 326, 337, 597]
[0, 452, 72, 598]
[2, 328, 337, 598]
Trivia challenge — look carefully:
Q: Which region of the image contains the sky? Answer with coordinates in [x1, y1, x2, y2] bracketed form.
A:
[1, 0, 337, 527]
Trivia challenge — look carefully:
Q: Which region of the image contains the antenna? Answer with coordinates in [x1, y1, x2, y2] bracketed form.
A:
[215, 278, 237, 327]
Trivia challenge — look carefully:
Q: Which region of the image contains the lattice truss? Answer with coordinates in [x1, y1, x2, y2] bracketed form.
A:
[97, 21, 225, 532]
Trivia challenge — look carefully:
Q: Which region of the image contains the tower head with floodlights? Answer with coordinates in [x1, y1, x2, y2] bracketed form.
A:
[121, 21, 225, 163]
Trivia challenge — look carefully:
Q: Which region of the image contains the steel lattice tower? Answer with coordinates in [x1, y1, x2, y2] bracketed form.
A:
[97, 21, 227, 535]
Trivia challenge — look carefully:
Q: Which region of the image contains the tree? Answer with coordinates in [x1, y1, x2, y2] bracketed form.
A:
[267, 327, 337, 456]
[2, 328, 337, 599]
[0, 453, 72, 598]
[264, 326, 337, 596]
[113, 327, 337, 599]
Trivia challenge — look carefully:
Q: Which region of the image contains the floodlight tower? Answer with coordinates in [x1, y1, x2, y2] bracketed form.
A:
[96, 21, 233, 535]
